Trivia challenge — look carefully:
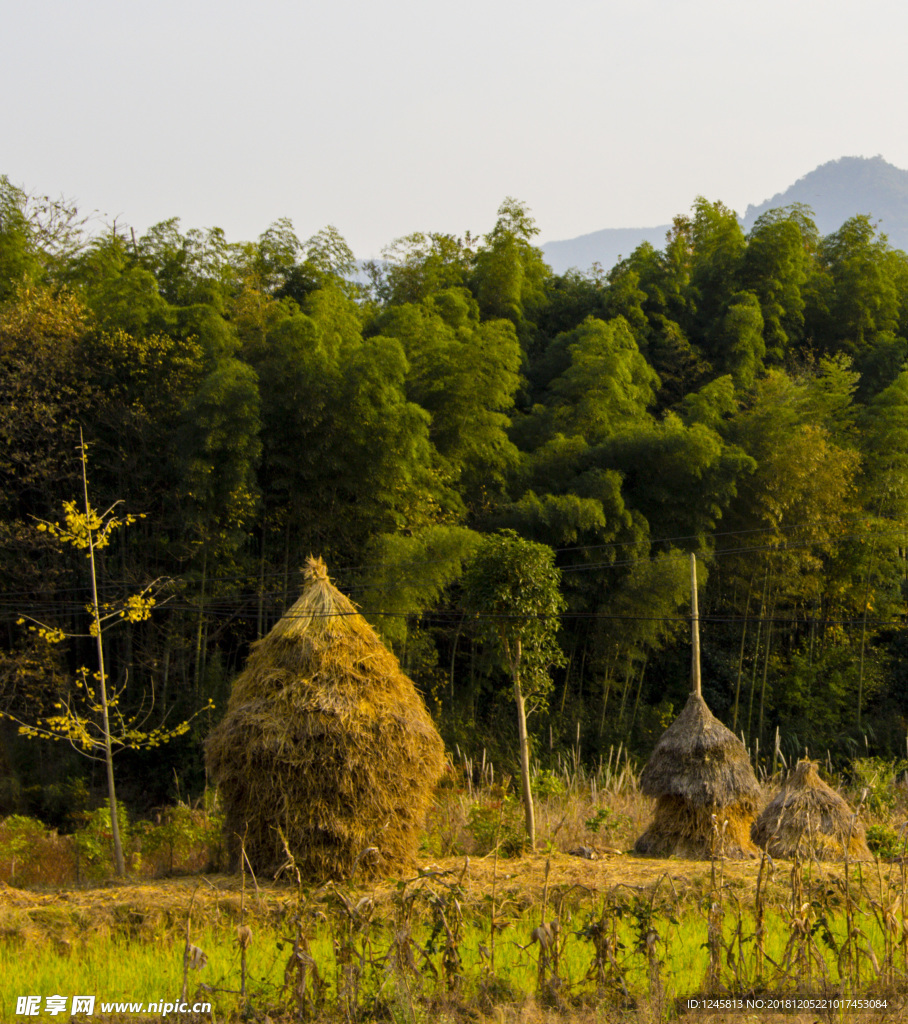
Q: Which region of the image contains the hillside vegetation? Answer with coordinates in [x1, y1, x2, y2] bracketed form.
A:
[1, 179, 908, 818]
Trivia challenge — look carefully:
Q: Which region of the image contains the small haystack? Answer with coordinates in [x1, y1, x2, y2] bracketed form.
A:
[205, 557, 445, 880]
[751, 760, 872, 861]
[634, 694, 761, 857]
[634, 556, 761, 859]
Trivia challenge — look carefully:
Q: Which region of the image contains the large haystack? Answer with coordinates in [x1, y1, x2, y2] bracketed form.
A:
[205, 557, 445, 880]
[751, 760, 872, 861]
[634, 693, 762, 858]
[634, 555, 761, 859]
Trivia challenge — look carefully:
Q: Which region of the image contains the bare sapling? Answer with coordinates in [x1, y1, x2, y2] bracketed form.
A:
[5, 430, 212, 876]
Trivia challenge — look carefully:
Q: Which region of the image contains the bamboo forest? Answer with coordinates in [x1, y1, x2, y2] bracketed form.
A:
[2, 178, 908, 820]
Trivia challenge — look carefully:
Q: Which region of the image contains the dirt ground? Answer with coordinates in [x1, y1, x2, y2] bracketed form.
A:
[0, 848, 871, 934]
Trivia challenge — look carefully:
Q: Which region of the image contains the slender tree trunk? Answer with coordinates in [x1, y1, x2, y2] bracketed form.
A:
[629, 654, 649, 733]
[857, 539, 877, 733]
[449, 613, 465, 706]
[757, 595, 776, 743]
[598, 648, 617, 739]
[469, 638, 476, 721]
[282, 518, 291, 612]
[80, 435, 125, 877]
[512, 649, 536, 850]
[576, 638, 586, 702]
[747, 567, 770, 740]
[257, 524, 266, 639]
[618, 659, 634, 724]
[558, 638, 577, 717]
[161, 635, 171, 710]
[193, 548, 208, 698]
[733, 573, 755, 732]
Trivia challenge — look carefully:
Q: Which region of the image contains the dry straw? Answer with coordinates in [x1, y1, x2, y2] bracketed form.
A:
[634, 693, 761, 858]
[205, 557, 445, 880]
[751, 759, 872, 861]
[635, 555, 761, 859]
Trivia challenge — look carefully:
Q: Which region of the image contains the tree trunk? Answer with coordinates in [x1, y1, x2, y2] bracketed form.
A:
[81, 438, 125, 878]
[598, 648, 617, 739]
[757, 595, 776, 743]
[511, 643, 535, 850]
[747, 567, 770, 740]
[257, 524, 267, 639]
[857, 538, 878, 732]
[193, 548, 208, 698]
[629, 654, 649, 733]
[449, 613, 465, 707]
[732, 572, 755, 732]
[618, 659, 634, 724]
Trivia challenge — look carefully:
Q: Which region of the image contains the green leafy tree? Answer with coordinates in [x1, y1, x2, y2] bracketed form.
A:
[709, 290, 765, 387]
[594, 549, 696, 734]
[849, 368, 908, 726]
[472, 198, 550, 351]
[0, 177, 43, 300]
[804, 216, 907, 390]
[0, 284, 93, 521]
[462, 531, 566, 848]
[360, 525, 484, 646]
[687, 197, 746, 339]
[375, 291, 522, 499]
[250, 301, 448, 580]
[543, 316, 660, 443]
[137, 218, 232, 308]
[741, 205, 817, 362]
[367, 231, 473, 307]
[597, 414, 754, 545]
[0, 177, 86, 294]
[646, 314, 712, 410]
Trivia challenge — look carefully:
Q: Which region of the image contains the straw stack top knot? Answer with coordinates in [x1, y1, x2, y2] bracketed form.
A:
[304, 555, 330, 583]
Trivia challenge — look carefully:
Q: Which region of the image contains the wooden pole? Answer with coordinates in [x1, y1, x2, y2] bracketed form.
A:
[691, 553, 701, 698]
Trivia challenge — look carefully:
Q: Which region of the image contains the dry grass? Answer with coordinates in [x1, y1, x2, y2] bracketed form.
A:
[0, 849, 854, 942]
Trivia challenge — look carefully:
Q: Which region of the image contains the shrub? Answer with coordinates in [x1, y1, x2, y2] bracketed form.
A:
[531, 769, 565, 798]
[850, 757, 908, 814]
[585, 806, 632, 840]
[139, 803, 224, 874]
[466, 798, 527, 856]
[73, 804, 133, 879]
[0, 815, 47, 883]
[865, 823, 905, 859]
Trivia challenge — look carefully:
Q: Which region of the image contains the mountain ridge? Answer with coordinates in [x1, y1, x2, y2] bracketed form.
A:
[542, 156, 908, 274]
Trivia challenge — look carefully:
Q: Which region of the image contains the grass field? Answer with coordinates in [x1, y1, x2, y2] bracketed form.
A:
[2, 754, 908, 1023]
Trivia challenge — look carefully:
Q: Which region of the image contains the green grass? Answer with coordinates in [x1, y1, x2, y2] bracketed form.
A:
[2, 893, 906, 1023]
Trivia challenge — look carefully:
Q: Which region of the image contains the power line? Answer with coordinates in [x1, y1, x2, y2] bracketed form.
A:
[6, 596, 905, 630]
[2, 515, 904, 601]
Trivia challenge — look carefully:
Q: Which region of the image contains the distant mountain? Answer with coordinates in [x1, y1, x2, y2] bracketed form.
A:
[542, 156, 908, 275]
[740, 155, 908, 239]
[541, 225, 672, 277]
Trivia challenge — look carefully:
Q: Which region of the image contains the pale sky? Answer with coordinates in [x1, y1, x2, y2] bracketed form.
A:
[3, 0, 908, 259]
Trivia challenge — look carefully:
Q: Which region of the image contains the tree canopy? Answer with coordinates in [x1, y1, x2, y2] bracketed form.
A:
[2, 181, 908, 817]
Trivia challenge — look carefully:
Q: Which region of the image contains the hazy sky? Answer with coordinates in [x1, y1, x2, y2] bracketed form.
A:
[4, 0, 908, 259]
